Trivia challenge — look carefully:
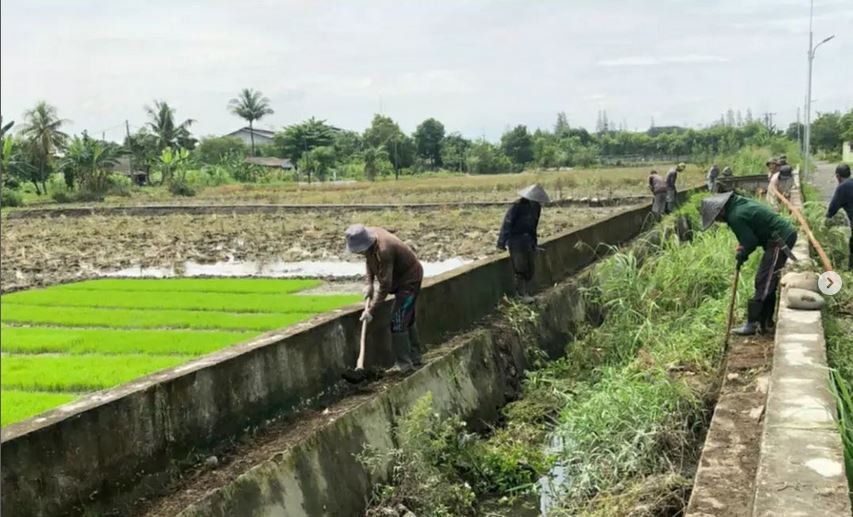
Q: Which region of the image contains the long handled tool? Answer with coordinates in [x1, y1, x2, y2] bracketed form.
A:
[342, 299, 383, 384]
[771, 187, 833, 272]
[723, 264, 741, 351]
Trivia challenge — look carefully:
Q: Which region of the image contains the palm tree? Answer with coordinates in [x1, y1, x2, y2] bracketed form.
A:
[145, 100, 196, 151]
[62, 135, 122, 193]
[18, 101, 69, 194]
[228, 88, 274, 156]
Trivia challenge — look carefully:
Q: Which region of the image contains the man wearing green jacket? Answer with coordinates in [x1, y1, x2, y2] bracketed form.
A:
[701, 191, 797, 335]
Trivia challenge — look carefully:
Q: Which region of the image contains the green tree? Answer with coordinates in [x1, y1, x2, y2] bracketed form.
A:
[810, 111, 842, 153]
[123, 128, 159, 177]
[440, 133, 470, 172]
[61, 134, 122, 194]
[145, 100, 196, 151]
[333, 130, 363, 163]
[196, 136, 248, 164]
[296, 146, 336, 183]
[465, 139, 511, 174]
[361, 145, 390, 181]
[500, 125, 533, 167]
[228, 88, 274, 156]
[413, 118, 445, 168]
[840, 109, 853, 143]
[18, 101, 69, 194]
[273, 117, 336, 164]
[363, 114, 415, 176]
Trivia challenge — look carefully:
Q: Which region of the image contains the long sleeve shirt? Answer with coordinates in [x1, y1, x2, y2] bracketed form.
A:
[649, 174, 667, 194]
[498, 199, 541, 250]
[665, 168, 678, 189]
[827, 178, 853, 224]
[365, 227, 423, 314]
[724, 194, 796, 258]
[707, 166, 719, 182]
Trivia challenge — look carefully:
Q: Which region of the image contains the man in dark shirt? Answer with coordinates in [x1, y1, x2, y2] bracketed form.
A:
[664, 162, 685, 213]
[346, 224, 424, 373]
[826, 163, 853, 269]
[498, 184, 550, 303]
[701, 192, 797, 335]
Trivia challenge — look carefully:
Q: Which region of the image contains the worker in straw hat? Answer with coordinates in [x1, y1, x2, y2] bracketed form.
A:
[345, 224, 424, 373]
[497, 183, 550, 303]
[700, 191, 797, 335]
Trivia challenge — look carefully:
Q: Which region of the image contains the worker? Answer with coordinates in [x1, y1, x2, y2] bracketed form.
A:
[648, 169, 668, 217]
[701, 191, 797, 335]
[768, 163, 795, 209]
[826, 163, 853, 270]
[665, 162, 685, 213]
[707, 163, 720, 192]
[765, 158, 779, 180]
[497, 183, 550, 303]
[345, 224, 424, 373]
[778, 154, 788, 167]
[717, 166, 735, 193]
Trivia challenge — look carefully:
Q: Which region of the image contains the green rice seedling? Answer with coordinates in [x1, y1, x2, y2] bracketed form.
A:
[51, 278, 322, 294]
[1, 354, 189, 392]
[1, 303, 315, 331]
[830, 371, 853, 495]
[3, 288, 361, 314]
[1, 390, 79, 427]
[0, 326, 256, 355]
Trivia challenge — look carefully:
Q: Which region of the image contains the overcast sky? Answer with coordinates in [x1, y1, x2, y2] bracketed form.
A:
[2, 0, 851, 141]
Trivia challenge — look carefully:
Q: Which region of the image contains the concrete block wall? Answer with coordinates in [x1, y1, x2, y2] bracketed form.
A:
[751, 171, 851, 516]
[0, 190, 697, 517]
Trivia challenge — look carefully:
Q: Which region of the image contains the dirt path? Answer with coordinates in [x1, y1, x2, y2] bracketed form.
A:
[810, 161, 840, 202]
[686, 334, 773, 516]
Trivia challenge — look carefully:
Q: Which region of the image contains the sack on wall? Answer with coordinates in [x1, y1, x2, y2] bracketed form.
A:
[786, 287, 825, 310]
[781, 271, 819, 293]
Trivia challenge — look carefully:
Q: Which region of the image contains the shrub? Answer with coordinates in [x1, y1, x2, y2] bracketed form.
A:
[50, 190, 73, 203]
[196, 136, 247, 164]
[169, 180, 196, 197]
[1, 188, 24, 207]
[107, 174, 133, 197]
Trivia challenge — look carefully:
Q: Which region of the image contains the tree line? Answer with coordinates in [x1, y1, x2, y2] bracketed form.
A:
[2, 88, 851, 205]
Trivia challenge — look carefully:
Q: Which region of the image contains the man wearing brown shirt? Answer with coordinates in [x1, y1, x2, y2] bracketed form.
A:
[345, 224, 424, 373]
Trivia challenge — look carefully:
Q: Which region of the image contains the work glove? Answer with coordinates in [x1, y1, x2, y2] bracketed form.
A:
[735, 245, 747, 268]
[496, 244, 506, 251]
[362, 284, 374, 300]
[359, 310, 373, 323]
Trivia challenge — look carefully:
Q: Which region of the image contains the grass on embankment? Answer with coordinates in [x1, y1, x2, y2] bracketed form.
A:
[361, 196, 753, 516]
[1, 354, 189, 392]
[0, 326, 255, 355]
[0, 391, 79, 427]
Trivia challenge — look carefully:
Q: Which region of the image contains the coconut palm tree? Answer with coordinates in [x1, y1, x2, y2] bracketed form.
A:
[145, 100, 196, 151]
[228, 88, 274, 156]
[62, 134, 122, 194]
[18, 101, 69, 194]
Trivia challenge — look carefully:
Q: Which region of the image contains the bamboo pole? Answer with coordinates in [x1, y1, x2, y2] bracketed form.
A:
[770, 186, 833, 272]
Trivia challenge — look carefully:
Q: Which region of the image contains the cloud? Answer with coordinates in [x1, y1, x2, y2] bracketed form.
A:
[597, 55, 730, 67]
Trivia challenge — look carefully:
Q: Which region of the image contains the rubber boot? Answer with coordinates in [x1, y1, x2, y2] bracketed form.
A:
[408, 323, 423, 367]
[760, 297, 776, 335]
[519, 279, 535, 304]
[387, 332, 414, 374]
[732, 300, 763, 336]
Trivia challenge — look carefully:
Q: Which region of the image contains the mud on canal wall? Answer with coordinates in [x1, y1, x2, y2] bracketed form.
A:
[1, 193, 697, 517]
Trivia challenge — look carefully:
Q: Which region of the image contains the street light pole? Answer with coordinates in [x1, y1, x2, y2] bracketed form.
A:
[803, 0, 835, 180]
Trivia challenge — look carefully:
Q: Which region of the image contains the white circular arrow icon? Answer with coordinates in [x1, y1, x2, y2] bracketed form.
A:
[818, 271, 842, 296]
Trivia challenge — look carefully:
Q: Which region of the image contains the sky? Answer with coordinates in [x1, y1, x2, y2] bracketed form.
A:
[1, 0, 851, 142]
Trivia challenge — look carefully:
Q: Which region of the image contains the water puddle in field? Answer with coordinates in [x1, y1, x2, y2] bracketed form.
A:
[101, 257, 472, 280]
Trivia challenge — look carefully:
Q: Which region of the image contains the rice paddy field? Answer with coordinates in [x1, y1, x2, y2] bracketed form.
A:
[0, 278, 360, 426]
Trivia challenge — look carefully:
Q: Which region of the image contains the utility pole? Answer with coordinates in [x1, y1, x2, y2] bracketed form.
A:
[803, 0, 835, 180]
[125, 120, 133, 178]
[796, 107, 801, 155]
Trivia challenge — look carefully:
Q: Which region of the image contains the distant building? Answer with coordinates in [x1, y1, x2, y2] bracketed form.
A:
[844, 141, 853, 164]
[245, 156, 294, 170]
[225, 127, 276, 147]
[112, 156, 148, 185]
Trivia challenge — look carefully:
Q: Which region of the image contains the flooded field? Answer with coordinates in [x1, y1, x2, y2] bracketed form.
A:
[1, 205, 632, 291]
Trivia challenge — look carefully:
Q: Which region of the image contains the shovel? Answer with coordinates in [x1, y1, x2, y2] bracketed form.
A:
[723, 264, 741, 351]
[342, 299, 383, 384]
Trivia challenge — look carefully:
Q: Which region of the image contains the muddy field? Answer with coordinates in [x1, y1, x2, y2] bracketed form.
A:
[0, 206, 633, 291]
